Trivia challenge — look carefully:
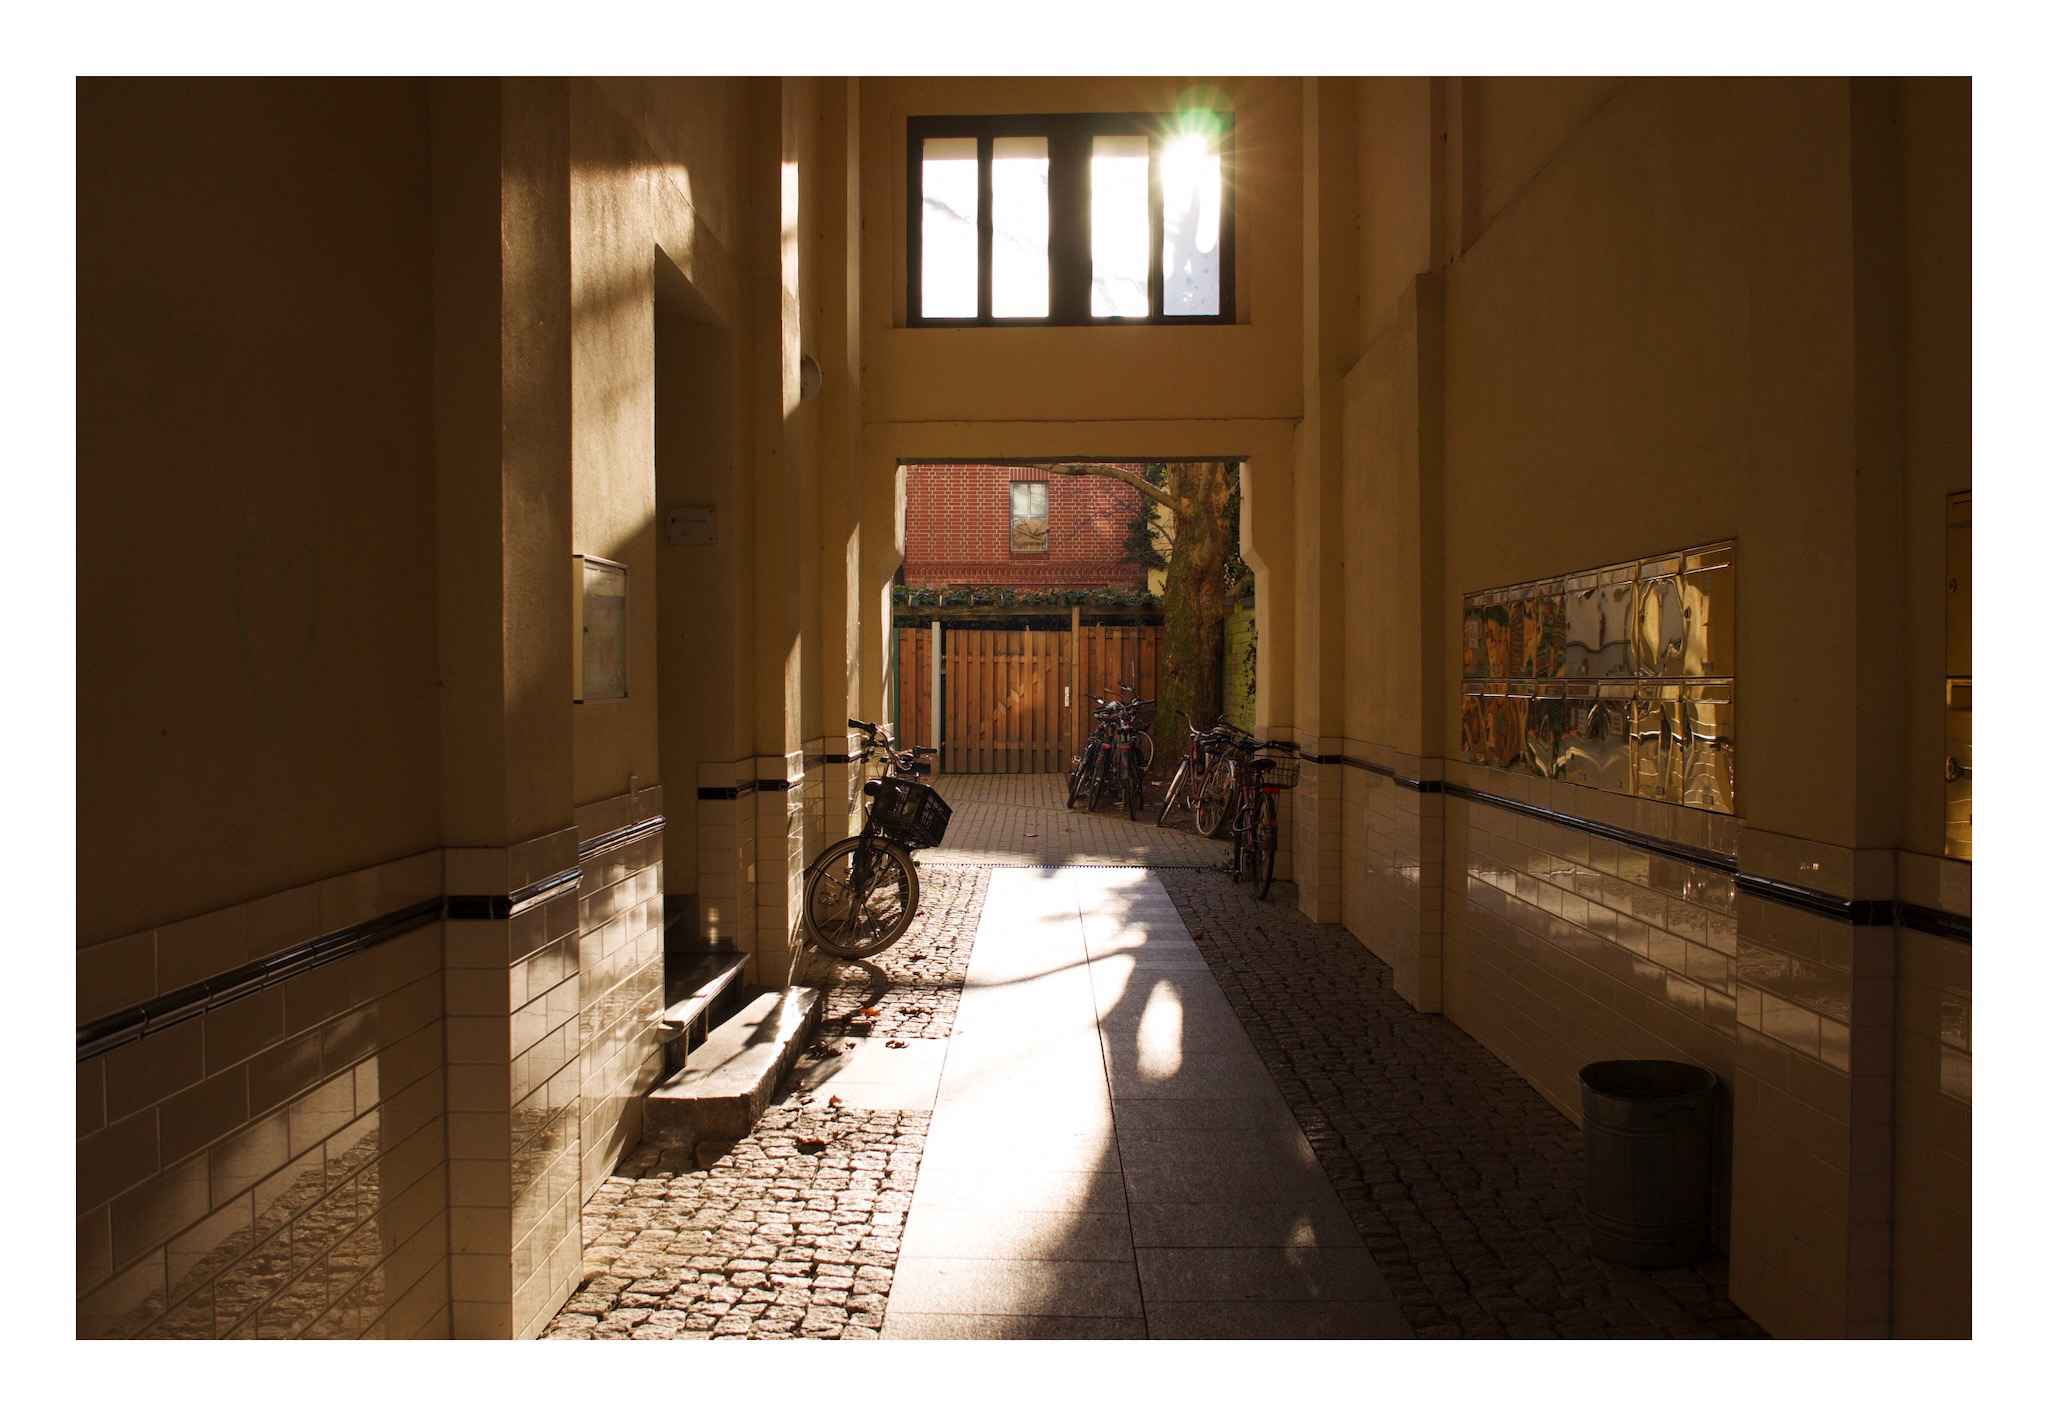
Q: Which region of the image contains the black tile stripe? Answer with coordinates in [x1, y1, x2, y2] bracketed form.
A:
[1898, 901, 1973, 944]
[1312, 752, 1443, 794]
[82, 815, 678, 1061]
[77, 897, 444, 1063]
[1443, 779, 1738, 874]
[1322, 755, 1973, 940]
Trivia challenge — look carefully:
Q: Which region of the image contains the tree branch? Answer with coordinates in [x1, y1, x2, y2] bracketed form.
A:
[1044, 461, 1176, 511]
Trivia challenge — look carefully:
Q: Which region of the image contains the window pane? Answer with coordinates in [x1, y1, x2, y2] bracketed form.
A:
[1161, 133, 1222, 316]
[1090, 134, 1150, 318]
[1010, 482, 1048, 553]
[991, 137, 1049, 318]
[921, 137, 978, 318]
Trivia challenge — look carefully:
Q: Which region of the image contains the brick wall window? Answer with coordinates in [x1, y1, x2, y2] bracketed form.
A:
[902, 463, 1147, 590]
[1009, 481, 1048, 553]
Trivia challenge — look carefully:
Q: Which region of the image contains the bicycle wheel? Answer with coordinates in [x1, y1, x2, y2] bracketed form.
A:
[1193, 767, 1235, 838]
[1236, 808, 1259, 886]
[1257, 793, 1279, 899]
[803, 835, 920, 959]
[1125, 750, 1144, 821]
[1067, 743, 1096, 809]
[1087, 750, 1109, 811]
[1156, 758, 1191, 825]
[1133, 730, 1155, 775]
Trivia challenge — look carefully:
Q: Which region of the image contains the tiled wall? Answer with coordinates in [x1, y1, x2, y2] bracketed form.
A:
[573, 790, 666, 1203]
[1432, 756, 1937, 1336]
[1443, 764, 1743, 1130]
[1288, 739, 1342, 925]
[443, 828, 584, 1340]
[755, 751, 809, 984]
[441, 784, 666, 1340]
[696, 760, 760, 962]
[78, 851, 452, 1339]
[1335, 743, 1446, 1013]
[1891, 851, 1971, 1337]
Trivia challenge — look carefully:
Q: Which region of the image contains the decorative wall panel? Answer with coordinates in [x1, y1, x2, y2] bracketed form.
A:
[1944, 493, 1971, 859]
[1459, 542, 1737, 815]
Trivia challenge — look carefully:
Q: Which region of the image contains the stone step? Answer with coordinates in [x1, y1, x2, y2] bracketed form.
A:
[657, 952, 750, 1042]
[644, 986, 822, 1146]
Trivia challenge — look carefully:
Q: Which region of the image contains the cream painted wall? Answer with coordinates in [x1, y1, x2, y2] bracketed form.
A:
[77, 79, 441, 943]
[1893, 77, 1971, 1339]
[1439, 77, 1866, 848]
[1466, 77, 1626, 241]
[1900, 79, 1971, 859]
[859, 77, 1305, 428]
[1356, 78, 1434, 350]
[1340, 281, 1443, 757]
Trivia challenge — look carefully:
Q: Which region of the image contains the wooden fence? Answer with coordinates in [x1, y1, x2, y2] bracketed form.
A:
[895, 621, 1164, 773]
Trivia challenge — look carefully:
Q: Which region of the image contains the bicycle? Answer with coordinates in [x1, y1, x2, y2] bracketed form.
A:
[1156, 718, 1252, 827]
[1191, 723, 1258, 838]
[1223, 739, 1300, 899]
[798, 718, 952, 960]
[1067, 691, 1152, 820]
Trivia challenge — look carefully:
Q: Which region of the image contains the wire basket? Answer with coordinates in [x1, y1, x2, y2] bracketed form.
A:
[869, 776, 953, 848]
[1248, 754, 1302, 791]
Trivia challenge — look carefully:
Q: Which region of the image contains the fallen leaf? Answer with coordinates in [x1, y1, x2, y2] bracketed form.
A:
[828, 1095, 843, 1106]
[886, 1040, 907, 1049]
[859, 1007, 880, 1017]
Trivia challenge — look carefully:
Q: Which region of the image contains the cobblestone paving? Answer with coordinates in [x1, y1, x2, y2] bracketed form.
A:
[544, 1108, 926, 1339]
[803, 865, 988, 1044]
[541, 870, 986, 1340]
[1157, 868, 1767, 1339]
[919, 773, 1227, 869]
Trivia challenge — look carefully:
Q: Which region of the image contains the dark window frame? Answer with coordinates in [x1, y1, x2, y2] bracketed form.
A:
[906, 111, 1237, 328]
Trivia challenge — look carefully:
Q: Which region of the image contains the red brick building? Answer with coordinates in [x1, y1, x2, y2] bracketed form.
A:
[901, 462, 1150, 589]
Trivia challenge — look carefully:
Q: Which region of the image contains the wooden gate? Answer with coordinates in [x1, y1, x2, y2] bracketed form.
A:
[896, 622, 1163, 773]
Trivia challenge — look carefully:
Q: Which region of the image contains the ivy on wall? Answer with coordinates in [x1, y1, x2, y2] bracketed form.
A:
[893, 584, 1164, 611]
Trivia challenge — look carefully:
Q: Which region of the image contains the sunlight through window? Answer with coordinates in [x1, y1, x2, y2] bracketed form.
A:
[921, 137, 978, 318]
[1161, 133, 1222, 316]
[991, 136, 1049, 318]
[1090, 134, 1150, 318]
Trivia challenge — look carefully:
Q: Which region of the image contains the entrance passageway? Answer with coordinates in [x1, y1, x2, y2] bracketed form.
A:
[881, 866, 1404, 1338]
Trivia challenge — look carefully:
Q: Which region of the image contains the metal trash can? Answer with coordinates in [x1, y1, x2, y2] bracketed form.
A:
[1579, 1060, 1718, 1267]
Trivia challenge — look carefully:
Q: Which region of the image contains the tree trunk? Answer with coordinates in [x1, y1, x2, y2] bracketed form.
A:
[1153, 461, 1234, 767]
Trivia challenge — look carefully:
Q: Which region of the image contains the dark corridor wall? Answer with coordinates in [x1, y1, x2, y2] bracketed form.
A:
[77, 78, 442, 943]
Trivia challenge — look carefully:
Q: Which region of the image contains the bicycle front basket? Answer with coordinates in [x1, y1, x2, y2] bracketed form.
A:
[871, 777, 952, 848]
[1252, 755, 1303, 791]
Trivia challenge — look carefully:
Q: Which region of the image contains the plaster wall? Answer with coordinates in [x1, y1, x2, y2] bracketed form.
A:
[1440, 77, 1863, 848]
[1355, 78, 1434, 348]
[77, 79, 441, 944]
[1889, 76, 1971, 1340]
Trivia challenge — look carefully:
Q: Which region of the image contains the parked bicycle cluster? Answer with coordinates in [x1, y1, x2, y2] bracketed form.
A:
[1153, 716, 1301, 898]
[1064, 684, 1157, 821]
[1066, 689, 1300, 899]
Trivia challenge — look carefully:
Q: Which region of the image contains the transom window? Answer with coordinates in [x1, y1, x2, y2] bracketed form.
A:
[909, 112, 1236, 327]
